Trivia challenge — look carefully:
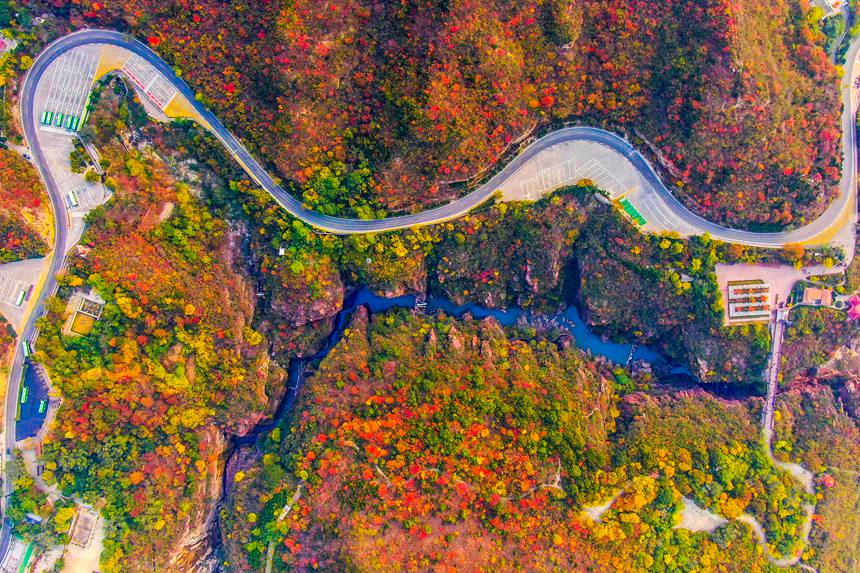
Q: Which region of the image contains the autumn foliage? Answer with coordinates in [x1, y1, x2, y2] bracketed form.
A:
[35, 86, 282, 572]
[59, 0, 841, 228]
[0, 148, 49, 262]
[222, 309, 812, 572]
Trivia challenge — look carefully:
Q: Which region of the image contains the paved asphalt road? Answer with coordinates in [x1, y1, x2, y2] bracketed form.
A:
[1, 26, 859, 548]
[13, 29, 860, 240]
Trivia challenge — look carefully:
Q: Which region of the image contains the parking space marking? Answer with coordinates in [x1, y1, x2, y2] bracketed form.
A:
[0, 274, 28, 305]
[40, 48, 99, 133]
[515, 155, 629, 201]
[69, 183, 102, 210]
[122, 54, 178, 110]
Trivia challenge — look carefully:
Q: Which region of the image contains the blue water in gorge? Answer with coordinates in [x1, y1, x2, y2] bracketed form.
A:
[351, 287, 668, 365]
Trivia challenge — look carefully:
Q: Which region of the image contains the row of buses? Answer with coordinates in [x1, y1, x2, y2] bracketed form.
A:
[17, 341, 48, 421]
[39, 110, 81, 131]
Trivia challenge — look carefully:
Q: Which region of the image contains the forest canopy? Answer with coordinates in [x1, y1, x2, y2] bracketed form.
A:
[51, 0, 843, 229]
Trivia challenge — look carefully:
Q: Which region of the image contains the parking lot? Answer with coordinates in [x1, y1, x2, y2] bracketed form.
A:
[0, 274, 30, 307]
[0, 257, 45, 328]
[39, 47, 99, 134]
[517, 155, 630, 201]
[123, 53, 177, 109]
[500, 140, 639, 203]
[67, 182, 108, 212]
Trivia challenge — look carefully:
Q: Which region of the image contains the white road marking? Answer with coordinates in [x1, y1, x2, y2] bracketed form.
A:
[515, 156, 628, 201]
[122, 54, 178, 110]
[39, 48, 98, 133]
[0, 275, 28, 305]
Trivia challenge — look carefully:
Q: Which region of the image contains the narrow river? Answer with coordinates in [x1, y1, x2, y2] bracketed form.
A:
[217, 286, 688, 559]
[231, 286, 687, 449]
[213, 287, 817, 569]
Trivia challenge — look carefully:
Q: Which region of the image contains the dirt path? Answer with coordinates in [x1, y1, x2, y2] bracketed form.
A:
[582, 490, 621, 522]
[675, 497, 727, 533]
[754, 308, 818, 570]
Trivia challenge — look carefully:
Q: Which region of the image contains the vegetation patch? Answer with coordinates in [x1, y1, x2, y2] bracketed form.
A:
[222, 310, 813, 572]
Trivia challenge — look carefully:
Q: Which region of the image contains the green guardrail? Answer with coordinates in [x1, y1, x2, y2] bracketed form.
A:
[17, 542, 34, 573]
[619, 198, 647, 226]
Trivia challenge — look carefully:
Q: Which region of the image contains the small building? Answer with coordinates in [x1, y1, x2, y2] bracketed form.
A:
[811, 0, 841, 18]
[0, 35, 18, 55]
[801, 286, 833, 307]
[726, 280, 771, 323]
[62, 290, 105, 337]
[69, 506, 99, 548]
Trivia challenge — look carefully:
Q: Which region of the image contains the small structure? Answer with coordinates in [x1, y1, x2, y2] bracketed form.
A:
[848, 294, 860, 321]
[726, 280, 771, 323]
[62, 290, 105, 337]
[800, 286, 834, 307]
[0, 35, 18, 55]
[68, 506, 99, 548]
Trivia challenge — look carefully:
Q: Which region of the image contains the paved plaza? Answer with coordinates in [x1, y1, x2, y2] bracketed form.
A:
[38, 46, 99, 134]
[122, 52, 178, 110]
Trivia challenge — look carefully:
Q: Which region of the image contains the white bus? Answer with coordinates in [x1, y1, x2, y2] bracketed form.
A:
[14, 288, 26, 307]
[67, 190, 79, 208]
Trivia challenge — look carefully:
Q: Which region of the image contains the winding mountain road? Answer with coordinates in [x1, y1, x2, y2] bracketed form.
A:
[14, 29, 860, 240]
[1, 26, 858, 562]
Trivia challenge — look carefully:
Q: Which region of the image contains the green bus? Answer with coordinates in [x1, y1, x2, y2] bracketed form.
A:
[20, 385, 28, 405]
[22, 340, 31, 358]
[38, 399, 47, 414]
[54, 112, 64, 127]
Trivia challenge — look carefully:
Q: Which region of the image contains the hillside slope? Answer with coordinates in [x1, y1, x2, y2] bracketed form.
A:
[65, 0, 841, 228]
[0, 148, 49, 262]
[222, 310, 817, 572]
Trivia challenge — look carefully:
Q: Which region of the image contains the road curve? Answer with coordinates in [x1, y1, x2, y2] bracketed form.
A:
[16, 29, 860, 242]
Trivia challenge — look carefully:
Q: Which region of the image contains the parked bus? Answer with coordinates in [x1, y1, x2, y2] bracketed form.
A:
[65, 115, 74, 130]
[54, 113, 64, 127]
[14, 288, 26, 307]
[40, 111, 49, 124]
[67, 190, 79, 208]
[22, 340, 31, 358]
[72, 116, 81, 131]
[20, 385, 28, 405]
[38, 399, 47, 414]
